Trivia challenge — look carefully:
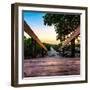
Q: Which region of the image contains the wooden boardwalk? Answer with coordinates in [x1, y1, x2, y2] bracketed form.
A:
[24, 57, 80, 77]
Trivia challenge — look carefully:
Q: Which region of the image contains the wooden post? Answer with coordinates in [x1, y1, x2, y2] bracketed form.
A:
[71, 38, 75, 57]
[41, 48, 44, 57]
[62, 36, 65, 56]
[62, 48, 65, 56]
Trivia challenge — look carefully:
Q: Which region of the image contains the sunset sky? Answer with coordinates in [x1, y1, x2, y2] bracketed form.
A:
[23, 11, 59, 45]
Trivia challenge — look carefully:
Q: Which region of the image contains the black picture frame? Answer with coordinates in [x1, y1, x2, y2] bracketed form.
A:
[11, 3, 88, 87]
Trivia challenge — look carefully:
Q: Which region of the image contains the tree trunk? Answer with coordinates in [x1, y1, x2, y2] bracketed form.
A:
[62, 36, 65, 56]
[71, 38, 75, 57]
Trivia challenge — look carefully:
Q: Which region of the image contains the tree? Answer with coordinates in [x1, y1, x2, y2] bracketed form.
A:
[43, 13, 80, 57]
[24, 36, 32, 59]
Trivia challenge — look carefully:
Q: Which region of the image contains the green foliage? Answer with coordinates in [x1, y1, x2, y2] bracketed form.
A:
[24, 36, 32, 59]
[43, 13, 80, 42]
[24, 36, 42, 59]
[43, 13, 80, 57]
[24, 36, 58, 59]
[43, 43, 58, 51]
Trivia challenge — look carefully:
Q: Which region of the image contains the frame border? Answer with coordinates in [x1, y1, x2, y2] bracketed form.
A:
[11, 3, 88, 87]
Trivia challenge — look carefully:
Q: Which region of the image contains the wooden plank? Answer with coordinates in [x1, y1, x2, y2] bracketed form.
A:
[24, 21, 48, 51]
[24, 57, 80, 77]
[61, 26, 80, 48]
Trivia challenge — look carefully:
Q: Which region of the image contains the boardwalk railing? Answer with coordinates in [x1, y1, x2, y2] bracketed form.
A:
[24, 21, 48, 51]
[61, 26, 80, 49]
[24, 20, 48, 58]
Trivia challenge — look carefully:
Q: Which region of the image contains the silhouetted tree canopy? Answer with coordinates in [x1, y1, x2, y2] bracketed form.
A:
[43, 13, 80, 42]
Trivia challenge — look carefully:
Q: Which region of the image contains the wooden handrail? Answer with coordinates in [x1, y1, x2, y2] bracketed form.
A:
[24, 21, 48, 51]
[61, 26, 80, 48]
